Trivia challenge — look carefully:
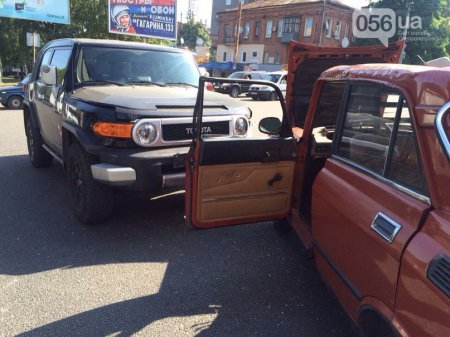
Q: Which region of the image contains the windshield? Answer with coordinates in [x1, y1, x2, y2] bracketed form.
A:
[268, 74, 282, 83]
[228, 72, 246, 79]
[75, 46, 200, 87]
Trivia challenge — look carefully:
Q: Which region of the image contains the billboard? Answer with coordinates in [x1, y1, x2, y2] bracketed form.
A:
[108, 0, 176, 40]
[0, 0, 70, 24]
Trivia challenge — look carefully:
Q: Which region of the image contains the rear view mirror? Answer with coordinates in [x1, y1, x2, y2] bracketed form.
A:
[259, 117, 281, 135]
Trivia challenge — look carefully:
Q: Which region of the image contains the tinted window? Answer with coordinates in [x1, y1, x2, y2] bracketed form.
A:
[76, 46, 200, 86]
[335, 85, 426, 195]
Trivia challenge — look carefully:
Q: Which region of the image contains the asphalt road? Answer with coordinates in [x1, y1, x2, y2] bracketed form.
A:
[0, 104, 356, 337]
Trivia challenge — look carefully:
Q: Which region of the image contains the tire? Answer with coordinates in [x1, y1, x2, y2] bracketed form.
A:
[24, 116, 53, 168]
[230, 86, 240, 98]
[7, 95, 23, 109]
[66, 143, 114, 225]
[269, 91, 278, 101]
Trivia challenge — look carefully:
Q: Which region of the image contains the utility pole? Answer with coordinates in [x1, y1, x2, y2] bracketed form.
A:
[233, 2, 242, 70]
[399, 2, 412, 64]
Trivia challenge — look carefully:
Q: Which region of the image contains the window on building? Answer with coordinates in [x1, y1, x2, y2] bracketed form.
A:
[224, 24, 230, 38]
[277, 19, 283, 38]
[325, 18, 333, 38]
[226, 0, 231, 5]
[283, 16, 300, 33]
[234, 23, 238, 37]
[265, 20, 273, 38]
[222, 52, 227, 62]
[255, 21, 261, 38]
[264, 52, 270, 63]
[304, 17, 313, 36]
[243, 22, 250, 38]
[344, 23, 349, 37]
[335, 21, 341, 39]
[242, 52, 247, 62]
[252, 51, 257, 58]
[274, 52, 280, 64]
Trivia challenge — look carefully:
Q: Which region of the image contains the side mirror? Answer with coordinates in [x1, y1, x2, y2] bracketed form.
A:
[40, 65, 57, 86]
[259, 117, 281, 135]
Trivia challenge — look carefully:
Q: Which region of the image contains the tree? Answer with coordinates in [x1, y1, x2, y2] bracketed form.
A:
[177, 19, 211, 51]
[354, 0, 450, 64]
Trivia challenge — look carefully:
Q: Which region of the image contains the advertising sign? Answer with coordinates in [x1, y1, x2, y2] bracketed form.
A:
[108, 0, 176, 40]
[0, 0, 70, 24]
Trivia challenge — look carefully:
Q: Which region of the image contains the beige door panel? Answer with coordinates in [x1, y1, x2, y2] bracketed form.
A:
[196, 161, 295, 223]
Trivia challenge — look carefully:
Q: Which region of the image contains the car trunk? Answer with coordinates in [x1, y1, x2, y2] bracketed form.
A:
[285, 41, 404, 127]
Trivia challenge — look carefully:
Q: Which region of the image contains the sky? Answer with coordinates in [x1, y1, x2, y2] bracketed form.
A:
[177, 1, 372, 27]
[177, 0, 213, 26]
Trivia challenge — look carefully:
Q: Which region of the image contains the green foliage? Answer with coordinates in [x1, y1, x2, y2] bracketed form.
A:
[177, 19, 211, 50]
[354, 0, 450, 64]
[0, 0, 173, 72]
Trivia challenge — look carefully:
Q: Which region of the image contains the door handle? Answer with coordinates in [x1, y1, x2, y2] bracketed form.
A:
[370, 212, 402, 243]
[267, 173, 282, 186]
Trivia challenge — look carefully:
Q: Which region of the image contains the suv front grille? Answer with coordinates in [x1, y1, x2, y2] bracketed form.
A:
[162, 121, 230, 141]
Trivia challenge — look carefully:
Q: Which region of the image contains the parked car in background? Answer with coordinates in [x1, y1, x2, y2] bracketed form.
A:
[215, 71, 269, 98]
[247, 70, 287, 101]
[23, 38, 252, 224]
[0, 74, 30, 109]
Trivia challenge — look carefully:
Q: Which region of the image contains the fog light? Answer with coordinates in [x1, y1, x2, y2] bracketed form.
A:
[133, 121, 157, 146]
[234, 117, 248, 136]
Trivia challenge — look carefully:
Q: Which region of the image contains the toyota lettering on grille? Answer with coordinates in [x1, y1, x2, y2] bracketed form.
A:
[185, 126, 212, 135]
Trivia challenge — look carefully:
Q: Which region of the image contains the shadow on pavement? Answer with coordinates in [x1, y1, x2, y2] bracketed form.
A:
[0, 155, 356, 337]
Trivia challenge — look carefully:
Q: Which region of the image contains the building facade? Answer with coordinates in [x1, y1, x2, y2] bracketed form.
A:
[214, 0, 354, 71]
[210, 0, 256, 45]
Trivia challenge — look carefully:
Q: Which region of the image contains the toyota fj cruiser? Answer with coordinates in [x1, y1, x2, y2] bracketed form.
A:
[23, 38, 251, 224]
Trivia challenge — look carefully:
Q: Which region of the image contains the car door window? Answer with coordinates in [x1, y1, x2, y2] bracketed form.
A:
[38, 49, 53, 80]
[335, 84, 427, 195]
[50, 48, 72, 85]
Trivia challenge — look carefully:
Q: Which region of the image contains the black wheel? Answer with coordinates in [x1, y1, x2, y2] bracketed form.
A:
[269, 91, 278, 101]
[230, 86, 240, 98]
[66, 143, 114, 225]
[24, 116, 53, 168]
[7, 95, 23, 109]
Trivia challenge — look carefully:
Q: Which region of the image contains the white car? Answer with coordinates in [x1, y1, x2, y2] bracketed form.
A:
[247, 71, 287, 101]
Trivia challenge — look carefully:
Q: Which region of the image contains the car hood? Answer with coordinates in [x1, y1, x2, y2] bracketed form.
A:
[71, 85, 249, 117]
[0, 85, 22, 92]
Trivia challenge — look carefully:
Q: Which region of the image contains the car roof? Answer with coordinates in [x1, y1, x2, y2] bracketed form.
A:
[321, 63, 450, 106]
[43, 38, 185, 54]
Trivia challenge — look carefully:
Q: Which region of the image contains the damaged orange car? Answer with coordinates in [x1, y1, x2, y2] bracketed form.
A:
[185, 41, 449, 337]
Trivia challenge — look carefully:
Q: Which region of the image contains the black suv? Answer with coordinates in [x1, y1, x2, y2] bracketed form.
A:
[215, 71, 269, 98]
[24, 38, 251, 224]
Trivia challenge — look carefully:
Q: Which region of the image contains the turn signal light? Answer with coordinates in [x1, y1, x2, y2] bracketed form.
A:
[92, 122, 133, 138]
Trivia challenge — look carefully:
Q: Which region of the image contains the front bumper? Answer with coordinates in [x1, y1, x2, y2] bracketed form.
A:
[247, 90, 272, 100]
[88, 145, 189, 194]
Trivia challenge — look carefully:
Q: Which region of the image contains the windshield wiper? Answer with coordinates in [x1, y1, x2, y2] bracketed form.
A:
[165, 82, 198, 88]
[125, 81, 165, 87]
[77, 80, 125, 87]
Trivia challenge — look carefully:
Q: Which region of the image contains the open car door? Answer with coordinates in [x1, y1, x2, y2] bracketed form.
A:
[185, 77, 297, 229]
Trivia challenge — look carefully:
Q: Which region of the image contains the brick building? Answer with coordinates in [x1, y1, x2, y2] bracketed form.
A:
[214, 0, 354, 71]
[210, 0, 256, 47]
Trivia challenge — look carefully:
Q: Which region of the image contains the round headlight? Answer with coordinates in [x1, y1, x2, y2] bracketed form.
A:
[133, 121, 157, 146]
[234, 117, 248, 136]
